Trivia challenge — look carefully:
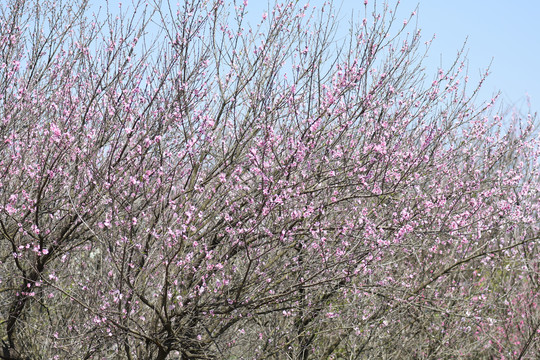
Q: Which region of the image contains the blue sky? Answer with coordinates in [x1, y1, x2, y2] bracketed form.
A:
[93, 0, 539, 113]
[405, 0, 540, 113]
[242, 0, 540, 113]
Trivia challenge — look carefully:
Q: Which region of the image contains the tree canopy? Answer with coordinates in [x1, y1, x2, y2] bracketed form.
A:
[0, 0, 539, 359]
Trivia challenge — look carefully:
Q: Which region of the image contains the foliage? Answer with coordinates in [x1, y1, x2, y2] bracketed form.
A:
[0, 0, 539, 359]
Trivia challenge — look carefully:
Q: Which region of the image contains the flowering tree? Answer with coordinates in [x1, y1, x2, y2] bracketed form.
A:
[1, 0, 539, 359]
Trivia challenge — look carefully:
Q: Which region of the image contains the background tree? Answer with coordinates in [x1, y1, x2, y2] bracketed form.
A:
[0, 0, 539, 359]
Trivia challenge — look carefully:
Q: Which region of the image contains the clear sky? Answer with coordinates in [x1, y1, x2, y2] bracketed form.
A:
[243, 0, 540, 114]
[92, 0, 539, 113]
[404, 0, 540, 113]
